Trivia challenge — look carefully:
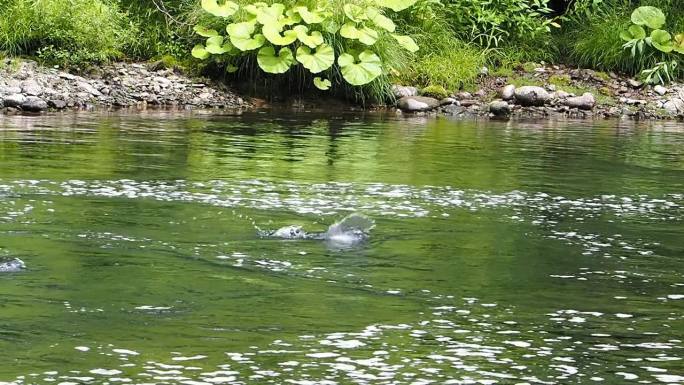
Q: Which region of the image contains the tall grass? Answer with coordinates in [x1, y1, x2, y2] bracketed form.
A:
[0, 0, 133, 66]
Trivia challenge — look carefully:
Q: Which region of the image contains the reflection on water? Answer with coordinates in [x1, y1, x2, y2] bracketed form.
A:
[0, 112, 683, 384]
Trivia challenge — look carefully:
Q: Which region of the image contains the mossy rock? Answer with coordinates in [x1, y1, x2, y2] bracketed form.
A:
[420, 85, 450, 99]
[549, 74, 572, 87]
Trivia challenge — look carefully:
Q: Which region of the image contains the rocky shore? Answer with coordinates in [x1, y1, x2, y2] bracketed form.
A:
[2, 59, 684, 120]
[0, 59, 247, 113]
[394, 65, 684, 120]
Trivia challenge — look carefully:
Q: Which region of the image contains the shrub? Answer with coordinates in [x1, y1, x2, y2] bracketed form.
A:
[442, 0, 558, 48]
[0, 0, 134, 66]
[191, 0, 420, 101]
[116, 0, 199, 60]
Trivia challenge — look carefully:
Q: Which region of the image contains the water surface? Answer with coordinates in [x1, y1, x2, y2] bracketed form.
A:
[1, 111, 683, 384]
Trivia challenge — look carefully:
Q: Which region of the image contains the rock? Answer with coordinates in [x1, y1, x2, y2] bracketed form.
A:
[0, 86, 22, 95]
[77, 81, 102, 96]
[48, 99, 67, 109]
[455, 91, 472, 100]
[628, 79, 643, 88]
[514, 86, 551, 106]
[500, 85, 516, 100]
[441, 104, 466, 116]
[663, 98, 684, 115]
[397, 96, 440, 112]
[392, 85, 418, 99]
[21, 96, 48, 112]
[555, 90, 571, 99]
[653, 85, 668, 96]
[480, 66, 489, 76]
[440, 97, 457, 106]
[21, 79, 42, 96]
[564, 92, 596, 110]
[2, 93, 27, 108]
[459, 99, 479, 107]
[489, 100, 511, 117]
[153, 76, 172, 88]
[547, 84, 557, 92]
[474, 89, 486, 97]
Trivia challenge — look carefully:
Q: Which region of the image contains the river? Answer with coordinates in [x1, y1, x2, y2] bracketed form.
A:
[1, 111, 683, 384]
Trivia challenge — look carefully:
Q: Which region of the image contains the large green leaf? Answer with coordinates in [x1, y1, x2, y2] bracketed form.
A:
[366, 7, 395, 32]
[340, 23, 378, 45]
[337, 50, 382, 85]
[674, 34, 684, 54]
[226, 21, 266, 51]
[256, 3, 286, 25]
[343, 4, 367, 22]
[262, 24, 298, 46]
[257, 46, 295, 73]
[194, 25, 219, 37]
[244, 2, 267, 15]
[293, 25, 324, 48]
[294, 6, 326, 24]
[620, 24, 646, 42]
[191, 45, 211, 60]
[650, 29, 673, 53]
[391, 34, 419, 52]
[376, 0, 418, 12]
[631, 6, 666, 29]
[313, 77, 331, 90]
[201, 0, 239, 18]
[205, 35, 234, 54]
[296, 44, 334, 73]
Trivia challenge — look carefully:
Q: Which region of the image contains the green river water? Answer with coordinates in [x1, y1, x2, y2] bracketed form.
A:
[0, 111, 683, 384]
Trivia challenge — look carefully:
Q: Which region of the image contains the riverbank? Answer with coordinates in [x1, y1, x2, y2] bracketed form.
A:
[394, 64, 684, 120]
[0, 59, 248, 113]
[2, 58, 684, 121]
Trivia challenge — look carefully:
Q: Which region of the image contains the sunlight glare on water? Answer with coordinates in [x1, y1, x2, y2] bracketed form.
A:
[0, 111, 683, 384]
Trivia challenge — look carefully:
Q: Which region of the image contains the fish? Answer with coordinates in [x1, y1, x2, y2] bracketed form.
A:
[0, 258, 26, 273]
[263, 213, 375, 248]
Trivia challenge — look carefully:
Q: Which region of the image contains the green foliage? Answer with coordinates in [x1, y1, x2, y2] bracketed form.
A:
[562, 3, 645, 74]
[548, 74, 572, 87]
[420, 85, 449, 99]
[620, 6, 683, 83]
[192, 0, 419, 95]
[442, 0, 558, 48]
[0, 0, 133, 66]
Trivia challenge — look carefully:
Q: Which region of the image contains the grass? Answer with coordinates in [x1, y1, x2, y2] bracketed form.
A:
[0, 0, 133, 67]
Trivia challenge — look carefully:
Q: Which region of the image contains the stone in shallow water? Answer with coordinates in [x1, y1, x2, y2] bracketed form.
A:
[564, 92, 596, 110]
[397, 96, 440, 112]
[21, 96, 48, 112]
[514, 86, 550, 106]
[489, 100, 511, 117]
[2, 93, 26, 108]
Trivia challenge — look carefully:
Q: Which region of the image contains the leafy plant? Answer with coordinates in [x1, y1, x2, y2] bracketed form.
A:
[0, 0, 133, 66]
[620, 5, 683, 84]
[191, 0, 419, 92]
